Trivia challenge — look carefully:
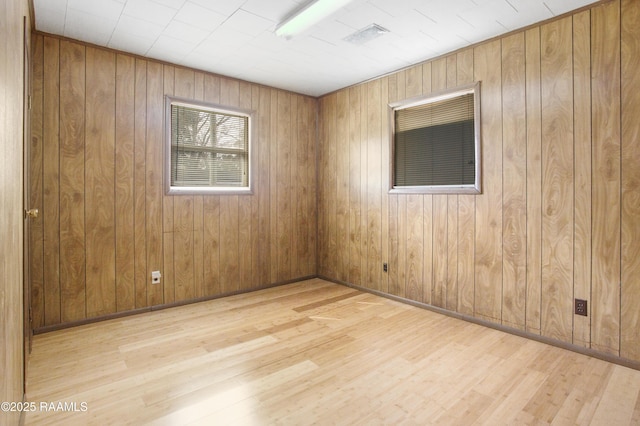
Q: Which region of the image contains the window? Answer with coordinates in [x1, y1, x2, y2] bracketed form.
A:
[165, 96, 254, 195]
[389, 82, 481, 194]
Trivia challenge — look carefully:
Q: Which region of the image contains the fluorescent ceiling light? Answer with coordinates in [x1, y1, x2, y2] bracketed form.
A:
[276, 0, 353, 39]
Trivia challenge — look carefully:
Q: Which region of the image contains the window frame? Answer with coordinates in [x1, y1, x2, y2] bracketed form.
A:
[388, 82, 482, 195]
[164, 95, 255, 195]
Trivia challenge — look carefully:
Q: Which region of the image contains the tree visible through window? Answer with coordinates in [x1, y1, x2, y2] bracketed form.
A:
[166, 97, 253, 194]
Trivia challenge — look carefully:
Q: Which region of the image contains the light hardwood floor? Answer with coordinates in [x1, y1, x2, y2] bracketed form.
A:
[25, 279, 640, 425]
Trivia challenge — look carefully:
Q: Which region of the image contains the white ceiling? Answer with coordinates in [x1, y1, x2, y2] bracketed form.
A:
[33, 0, 598, 97]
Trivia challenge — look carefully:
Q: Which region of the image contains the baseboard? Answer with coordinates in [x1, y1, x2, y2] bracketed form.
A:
[33, 275, 317, 335]
[320, 275, 640, 372]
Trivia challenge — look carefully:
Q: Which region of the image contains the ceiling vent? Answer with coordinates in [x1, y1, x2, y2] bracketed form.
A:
[343, 24, 389, 45]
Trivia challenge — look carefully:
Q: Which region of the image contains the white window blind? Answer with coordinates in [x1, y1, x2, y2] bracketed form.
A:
[170, 103, 249, 189]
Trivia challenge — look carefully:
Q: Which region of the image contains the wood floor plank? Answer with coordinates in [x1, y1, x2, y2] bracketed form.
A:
[25, 279, 640, 425]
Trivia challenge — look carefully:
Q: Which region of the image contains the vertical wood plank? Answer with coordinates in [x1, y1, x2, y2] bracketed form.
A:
[134, 59, 148, 309]
[474, 39, 503, 322]
[203, 74, 221, 295]
[456, 48, 475, 316]
[387, 74, 399, 296]
[366, 79, 382, 292]
[620, 0, 640, 360]
[193, 72, 205, 298]
[269, 88, 279, 283]
[162, 66, 175, 304]
[359, 84, 369, 290]
[173, 66, 195, 301]
[42, 36, 60, 326]
[591, 0, 621, 355]
[572, 10, 592, 348]
[58, 40, 86, 322]
[525, 28, 543, 335]
[115, 53, 136, 312]
[501, 32, 527, 330]
[540, 17, 574, 343]
[380, 76, 390, 294]
[336, 89, 350, 283]
[85, 47, 116, 317]
[432, 58, 448, 309]
[30, 34, 45, 329]
[392, 72, 406, 297]
[220, 78, 240, 293]
[277, 90, 292, 281]
[421, 63, 433, 306]
[238, 82, 253, 290]
[145, 61, 164, 306]
[446, 55, 458, 311]
[405, 66, 423, 302]
[256, 86, 270, 285]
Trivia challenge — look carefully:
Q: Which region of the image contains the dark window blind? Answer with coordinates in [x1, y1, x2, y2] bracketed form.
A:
[394, 93, 475, 187]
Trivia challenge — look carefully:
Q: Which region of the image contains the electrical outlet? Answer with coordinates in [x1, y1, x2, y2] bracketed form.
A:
[383, 263, 388, 273]
[151, 270, 162, 284]
[575, 299, 587, 316]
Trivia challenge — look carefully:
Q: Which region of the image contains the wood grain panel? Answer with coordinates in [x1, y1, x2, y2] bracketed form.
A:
[379, 76, 390, 294]
[115, 53, 136, 312]
[173, 66, 196, 302]
[347, 87, 364, 286]
[319, 94, 337, 279]
[393, 72, 406, 298]
[473, 39, 503, 322]
[43, 36, 61, 325]
[256, 86, 271, 285]
[432, 196, 448, 308]
[420, 63, 433, 306]
[30, 33, 45, 329]
[445, 55, 458, 311]
[31, 36, 317, 329]
[276, 90, 292, 281]
[161, 66, 175, 304]
[621, 0, 640, 361]
[269, 89, 279, 283]
[314, 0, 640, 365]
[404, 67, 423, 302]
[540, 17, 574, 343]
[59, 40, 86, 322]
[145, 61, 164, 307]
[220, 79, 240, 293]
[193, 72, 205, 298]
[85, 47, 116, 317]
[456, 48, 475, 316]
[238, 82, 253, 290]
[525, 27, 542, 335]
[406, 194, 423, 302]
[336, 89, 349, 283]
[387, 74, 400, 296]
[572, 10, 592, 348]
[501, 32, 527, 330]
[591, 0, 621, 355]
[366, 80, 382, 292]
[431, 58, 448, 309]
[133, 59, 148, 309]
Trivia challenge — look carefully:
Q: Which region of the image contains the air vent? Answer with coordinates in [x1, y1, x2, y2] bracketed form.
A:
[344, 23, 389, 45]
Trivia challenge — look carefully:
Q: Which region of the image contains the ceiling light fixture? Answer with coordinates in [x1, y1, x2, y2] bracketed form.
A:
[275, 0, 353, 39]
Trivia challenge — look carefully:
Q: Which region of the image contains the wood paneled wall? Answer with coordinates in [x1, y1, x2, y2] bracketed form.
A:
[1, 0, 29, 424]
[29, 35, 317, 328]
[318, 0, 640, 362]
